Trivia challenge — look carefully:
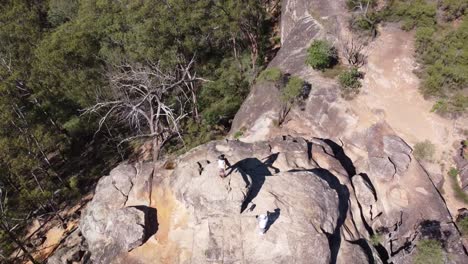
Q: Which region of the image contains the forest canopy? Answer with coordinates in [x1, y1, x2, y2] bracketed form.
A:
[0, 0, 279, 260]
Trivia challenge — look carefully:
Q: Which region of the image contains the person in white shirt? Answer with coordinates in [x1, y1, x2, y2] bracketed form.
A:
[257, 214, 269, 235]
[217, 155, 227, 178]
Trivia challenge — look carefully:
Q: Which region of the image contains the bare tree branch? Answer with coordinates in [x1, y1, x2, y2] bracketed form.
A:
[84, 56, 205, 160]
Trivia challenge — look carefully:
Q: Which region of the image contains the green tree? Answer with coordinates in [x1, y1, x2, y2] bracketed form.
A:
[306, 40, 338, 70]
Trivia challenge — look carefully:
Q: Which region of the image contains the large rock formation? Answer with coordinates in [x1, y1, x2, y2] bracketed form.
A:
[52, 134, 466, 263]
[79, 163, 155, 263]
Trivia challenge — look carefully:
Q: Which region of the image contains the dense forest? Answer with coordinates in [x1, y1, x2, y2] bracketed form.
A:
[0, 0, 279, 261]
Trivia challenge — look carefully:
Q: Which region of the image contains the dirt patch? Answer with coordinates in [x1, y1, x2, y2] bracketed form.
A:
[352, 25, 468, 214]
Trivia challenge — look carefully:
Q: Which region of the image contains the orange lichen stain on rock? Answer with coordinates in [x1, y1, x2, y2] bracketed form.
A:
[127, 186, 190, 264]
[30, 226, 65, 262]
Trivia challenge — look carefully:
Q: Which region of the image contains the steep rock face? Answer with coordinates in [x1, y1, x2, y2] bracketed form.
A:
[79, 163, 155, 263]
[155, 138, 347, 264]
[70, 136, 385, 263]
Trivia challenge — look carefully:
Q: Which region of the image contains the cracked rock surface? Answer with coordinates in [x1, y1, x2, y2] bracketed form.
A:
[80, 163, 153, 263]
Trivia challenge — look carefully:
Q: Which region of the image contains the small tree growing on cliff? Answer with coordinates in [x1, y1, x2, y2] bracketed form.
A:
[306, 40, 338, 71]
[85, 57, 203, 160]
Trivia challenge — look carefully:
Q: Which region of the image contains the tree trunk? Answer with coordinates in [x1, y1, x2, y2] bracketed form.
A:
[0, 222, 41, 264]
[152, 138, 160, 161]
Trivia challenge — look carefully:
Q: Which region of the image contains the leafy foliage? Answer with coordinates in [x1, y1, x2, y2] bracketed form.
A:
[458, 216, 468, 236]
[383, 0, 437, 30]
[281, 76, 305, 104]
[338, 67, 362, 99]
[258, 67, 283, 82]
[306, 40, 338, 70]
[414, 239, 444, 264]
[370, 233, 383, 246]
[440, 0, 468, 21]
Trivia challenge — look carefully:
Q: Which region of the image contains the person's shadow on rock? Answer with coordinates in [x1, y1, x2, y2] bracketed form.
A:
[265, 208, 281, 233]
[226, 154, 280, 213]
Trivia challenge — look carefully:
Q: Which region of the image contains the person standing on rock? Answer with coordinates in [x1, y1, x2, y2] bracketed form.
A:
[218, 155, 227, 178]
[256, 214, 268, 235]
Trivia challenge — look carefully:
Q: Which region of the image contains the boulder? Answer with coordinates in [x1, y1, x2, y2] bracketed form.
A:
[80, 163, 152, 263]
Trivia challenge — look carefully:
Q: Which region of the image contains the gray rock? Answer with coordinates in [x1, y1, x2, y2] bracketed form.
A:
[80, 163, 150, 263]
[369, 157, 396, 181]
[352, 175, 376, 207]
[383, 135, 412, 175]
[109, 163, 137, 195]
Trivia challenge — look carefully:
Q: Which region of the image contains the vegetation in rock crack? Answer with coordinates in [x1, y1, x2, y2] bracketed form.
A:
[413, 140, 436, 161]
[258, 67, 283, 83]
[457, 216, 468, 237]
[281, 76, 305, 104]
[448, 167, 468, 203]
[413, 239, 444, 264]
[277, 76, 308, 126]
[338, 67, 362, 99]
[370, 233, 382, 246]
[306, 40, 338, 71]
[233, 130, 244, 139]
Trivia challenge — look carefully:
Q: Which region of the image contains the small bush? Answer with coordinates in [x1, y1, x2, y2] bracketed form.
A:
[233, 130, 244, 139]
[306, 40, 338, 71]
[414, 239, 444, 264]
[370, 233, 382, 246]
[338, 67, 362, 99]
[258, 67, 283, 82]
[282, 76, 305, 103]
[458, 217, 468, 237]
[413, 140, 436, 161]
[384, 0, 437, 31]
[449, 167, 459, 177]
[440, 0, 467, 21]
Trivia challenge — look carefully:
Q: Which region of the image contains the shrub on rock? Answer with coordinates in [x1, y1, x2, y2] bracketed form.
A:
[306, 40, 338, 70]
[338, 67, 362, 99]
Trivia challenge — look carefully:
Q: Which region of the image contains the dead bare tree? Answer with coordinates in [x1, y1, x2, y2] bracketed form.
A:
[340, 35, 369, 68]
[84, 57, 204, 160]
[0, 188, 40, 264]
[348, 0, 379, 37]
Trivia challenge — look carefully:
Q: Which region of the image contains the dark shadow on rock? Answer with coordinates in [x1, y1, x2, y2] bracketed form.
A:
[419, 220, 450, 248]
[321, 138, 356, 177]
[265, 208, 281, 233]
[228, 155, 279, 213]
[133, 206, 158, 243]
[358, 173, 378, 201]
[289, 168, 350, 264]
[349, 239, 376, 264]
